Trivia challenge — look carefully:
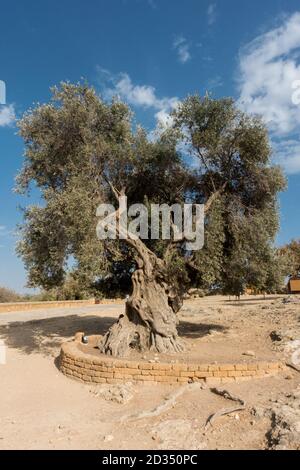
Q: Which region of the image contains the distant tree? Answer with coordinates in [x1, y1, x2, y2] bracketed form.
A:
[0, 286, 21, 303]
[16, 85, 286, 356]
[29, 274, 93, 301]
[264, 250, 291, 294]
[279, 239, 300, 278]
[222, 247, 289, 296]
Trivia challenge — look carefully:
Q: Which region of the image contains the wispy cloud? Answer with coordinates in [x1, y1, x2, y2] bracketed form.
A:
[238, 12, 300, 174]
[0, 226, 10, 236]
[97, 67, 180, 129]
[0, 104, 15, 127]
[173, 36, 191, 64]
[272, 139, 300, 174]
[207, 75, 223, 90]
[207, 3, 217, 26]
[147, 0, 157, 9]
[0, 226, 13, 239]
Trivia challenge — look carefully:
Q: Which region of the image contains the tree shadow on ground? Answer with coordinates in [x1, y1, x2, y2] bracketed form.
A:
[178, 321, 227, 339]
[0, 315, 228, 356]
[0, 315, 116, 356]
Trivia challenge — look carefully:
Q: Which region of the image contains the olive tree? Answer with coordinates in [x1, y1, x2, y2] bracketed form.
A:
[17, 85, 286, 356]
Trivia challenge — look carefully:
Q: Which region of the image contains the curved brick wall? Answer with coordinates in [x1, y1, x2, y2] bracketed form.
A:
[59, 334, 285, 386]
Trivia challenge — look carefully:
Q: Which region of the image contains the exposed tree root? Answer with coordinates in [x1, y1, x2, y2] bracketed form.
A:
[205, 388, 246, 429]
[286, 362, 300, 373]
[120, 382, 205, 423]
[99, 311, 185, 357]
[210, 387, 246, 404]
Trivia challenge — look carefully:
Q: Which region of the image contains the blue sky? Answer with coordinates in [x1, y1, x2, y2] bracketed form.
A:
[1, 0, 300, 292]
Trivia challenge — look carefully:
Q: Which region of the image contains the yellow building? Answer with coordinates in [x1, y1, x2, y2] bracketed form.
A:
[288, 278, 300, 294]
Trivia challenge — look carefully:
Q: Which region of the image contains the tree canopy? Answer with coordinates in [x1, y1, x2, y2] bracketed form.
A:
[16, 83, 287, 299]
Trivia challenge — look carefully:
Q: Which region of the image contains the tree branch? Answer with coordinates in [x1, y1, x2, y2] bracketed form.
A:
[102, 172, 121, 202]
[97, 195, 162, 276]
[204, 181, 227, 214]
[196, 147, 216, 192]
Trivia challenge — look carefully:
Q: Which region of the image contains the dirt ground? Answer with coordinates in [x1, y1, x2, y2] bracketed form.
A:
[0, 294, 299, 450]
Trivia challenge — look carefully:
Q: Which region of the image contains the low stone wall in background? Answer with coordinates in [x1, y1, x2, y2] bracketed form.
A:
[0, 299, 123, 313]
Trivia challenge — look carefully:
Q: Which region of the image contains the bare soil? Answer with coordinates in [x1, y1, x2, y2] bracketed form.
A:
[0, 294, 299, 450]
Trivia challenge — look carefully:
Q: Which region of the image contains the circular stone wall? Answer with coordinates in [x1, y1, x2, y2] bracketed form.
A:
[59, 334, 285, 386]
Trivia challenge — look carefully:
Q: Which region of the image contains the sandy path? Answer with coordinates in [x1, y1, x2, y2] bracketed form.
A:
[0, 296, 299, 450]
[0, 303, 123, 325]
[0, 302, 168, 449]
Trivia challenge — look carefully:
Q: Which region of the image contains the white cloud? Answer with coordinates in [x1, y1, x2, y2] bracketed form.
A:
[173, 36, 191, 64]
[0, 226, 10, 239]
[207, 3, 217, 26]
[272, 139, 300, 174]
[111, 73, 158, 107]
[238, 12, 300, 134]
[238, 12, 300, 174]
[97, 67, 180, 129]
[154, 109, 174, 128]
[0, 104, 15, 127]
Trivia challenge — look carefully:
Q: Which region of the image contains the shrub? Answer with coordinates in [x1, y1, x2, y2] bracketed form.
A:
[0, 286, 21, 303]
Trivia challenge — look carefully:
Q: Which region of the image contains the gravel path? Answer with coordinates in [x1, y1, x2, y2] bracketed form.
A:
[0, 303, 124, 325]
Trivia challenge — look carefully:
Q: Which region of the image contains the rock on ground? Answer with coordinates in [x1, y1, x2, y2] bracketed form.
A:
[268, 386, 300, 450]
[151, 419, 206, 450]
[89, 383, 134, 404]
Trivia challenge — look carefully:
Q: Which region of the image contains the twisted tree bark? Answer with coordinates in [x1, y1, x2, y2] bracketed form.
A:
[97, 182, 225, 357]
[98, 240, 185, 357]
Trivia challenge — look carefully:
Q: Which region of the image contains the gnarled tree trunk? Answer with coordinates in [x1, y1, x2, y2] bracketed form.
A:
[98, 240, 185, 357]
[97, 181, 226, 357]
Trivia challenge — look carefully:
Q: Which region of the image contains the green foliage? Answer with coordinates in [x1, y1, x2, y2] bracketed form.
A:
[279, 239, 300, 278]
[16, 85, 287, 298]
[31, 274, 95, 301]
[17, 83, 131, 291]
[172, 94, 287, 295]
[188, 199, 225, 289]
